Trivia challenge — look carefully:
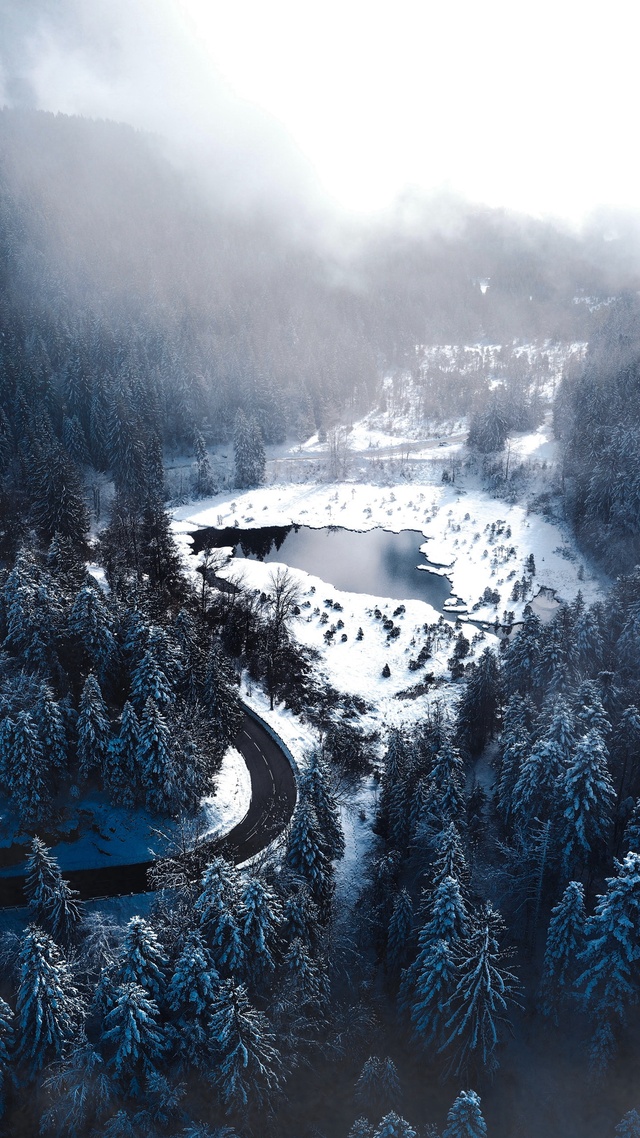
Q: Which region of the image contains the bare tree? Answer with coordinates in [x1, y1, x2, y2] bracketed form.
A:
[263, 567, 302, 709]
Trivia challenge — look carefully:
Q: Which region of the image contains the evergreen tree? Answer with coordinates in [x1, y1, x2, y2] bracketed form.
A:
[34, 688, 68, 777]
[408, 938, 458, 1051]
[239, 876, 281, 990]
[68, 584, 116, 680]
[117, 917, 167, 1003]
[31, 437, 89, 544]
[280, 937, 329, 1011]
[456, 648, 502, 756]
[355, 1056, 402, 1116]
[372, 1113, 417, 1138]
[102, 983, 165, 1091]
[616, 1109, 640, 1138]
[349, 1119, 374, 1138]
[0, 998, 13, 1120]
[442, 1090, 487, 1138]
[233, 410, 266, 489]
[9, 710, 51, 826]
[559, 730, 615, 877]
[503, 610, 542, 697]
[137, 698, 178, 814]
[302, 747, 345, 860]
[195, 859, 245, 980]
[77, 673, 111, 782]
[104, 702, 140, 807]
[15, 926, 80, 1076]
[539, 881, 586, 1022]
[39, 1033, 115, 1138]
[441, 905, 521, 1077]
[386, 889, 414, 974]
[203, 644, 243, 746]
[576, 853, 640, 1066]
[130, 649, 173, 713]
[209, 981, 282, 1115]
[166, 930, 220, 1065]
[193, 429, 216, 497]
[432, 823, 469, 890]
[511, 737, 565, 831]
[285, 794, 334, 914]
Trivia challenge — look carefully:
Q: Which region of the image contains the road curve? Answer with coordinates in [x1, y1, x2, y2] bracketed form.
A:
[0, 710, 297, 907]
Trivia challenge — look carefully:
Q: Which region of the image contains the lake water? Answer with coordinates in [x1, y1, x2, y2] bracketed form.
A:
[190, 524, 453, 610]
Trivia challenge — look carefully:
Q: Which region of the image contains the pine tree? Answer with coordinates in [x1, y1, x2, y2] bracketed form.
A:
[203, 645, 243, 746]
[372, 1113, 417, 1138]
[137, 698, 178, 814]
[576, 853, 640, 1066]
[559, 730, 615, 877]
[130, 650, 173, 712]
[240, 876, 281, 990]
[386, 889, 414, 974]
[195, 859, 245, 980]
[24, 838, 83, 945]
[285, 794, 335, 913]
[355, 1056, 401, 1116]
[102, 983, 165, 1090]
[15, 926, 80, 1076]
[441, 905, 521, 1077]
[31, 437, 90, 544]
[538, 881, 586, 1022]
[302, 747, 345, 860]
[9, 710, 51, 826]
[193, 429, 216, 497]
[104, 702, 140, 807]
[117, 917, 167, 1003]
[616, 1109, 640, 1137]
[456, 648, 502, 756]
[34, 688, 68, 777]
[40, 1034, 115, 1138]
[349, 1119, 374, 1138]
[166, 930, 220, 1065]
[442, 1089, 487, 1138]
[233, 410, 266, 489]
[0, 998, 14, 1120]
[77, 673, 111, 782]
[503, 611, 542, 697]
[408, 938, 458, 1050]
[209, 982, 282, 1114]
[280, 937, 329, 1011]
[512, 737, 565, 831]
[68, 584, 116, 680]
[432, 823, 469, 890]
[401, 877, 468, 1013]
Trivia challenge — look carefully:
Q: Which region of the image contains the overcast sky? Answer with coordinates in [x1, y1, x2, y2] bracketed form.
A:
[2, 0, 639, 223]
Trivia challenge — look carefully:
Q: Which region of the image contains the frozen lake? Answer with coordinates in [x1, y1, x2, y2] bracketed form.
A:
[190, 524, 453, 610]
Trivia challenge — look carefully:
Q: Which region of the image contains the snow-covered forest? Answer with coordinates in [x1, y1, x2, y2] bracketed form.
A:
[3, 104, 640, 1138]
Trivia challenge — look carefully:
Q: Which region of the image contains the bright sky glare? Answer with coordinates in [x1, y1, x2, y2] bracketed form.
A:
[172, 0, 640, 220]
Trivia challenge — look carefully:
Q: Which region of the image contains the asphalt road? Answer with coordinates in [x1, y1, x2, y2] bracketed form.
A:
[0, 710, 297, 908]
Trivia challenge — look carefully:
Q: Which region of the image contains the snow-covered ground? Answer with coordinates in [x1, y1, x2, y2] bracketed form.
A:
[172, 408, 602, 743]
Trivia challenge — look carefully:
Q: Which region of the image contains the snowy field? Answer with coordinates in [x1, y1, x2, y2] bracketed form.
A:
[173, 415, 602, 740]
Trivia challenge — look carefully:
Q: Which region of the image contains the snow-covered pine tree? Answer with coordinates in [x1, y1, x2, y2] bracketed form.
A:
[193, 429, 216, 497]
[130, 650, 173, 713]
[203, 644, 243, 747]
[456, 648, 502, 756]
[102, 982, 165, 1093]
[349, 1119, 374, 1138]
[281, 884, 321, 952]
[195, 859, 245, 980]
[280, 937, 329, 1012]
[407, 938, 457, 1051]
[302, 747, 345, 860]
[24, 837, 62, 923]
[616, 1109, 640, 1137]
[77, 673, 111, 783]
[372, 1113, 417, 1138]
[354, 1056, 401, 1116]
[67, 584, 116, 682]
[166, 930, 220, 1065]
[104, 701, 140, 807]
[440, 904, 521, 1077]
[233, 410, 265, 489]
[209, 981, 282, 1114]
[400, 876, 468, 1014]
[431, 823, 469, 890]
[239, 876, 281, 991]
[137, 698, 178, 814]
[9, 710, 51, 826]
[34, 687, 69, 778]
[15, 926, 80, 1076]
[559, 729, 615, 877]
[117, 916, 167, 1003]
[576, 853, 640, 1068]
[0, 998, 14, 1119]
[386, 889, 414, 975]
[285, 793, 335, 914]
[623, 799, 640, 854]
[442, 1089, 487, 1138]
[538, 880, 586, 1021]
[511, 736, 565, 831]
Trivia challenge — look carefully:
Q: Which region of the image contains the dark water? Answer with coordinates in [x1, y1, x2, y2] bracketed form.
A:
[190, 524, 452, 610]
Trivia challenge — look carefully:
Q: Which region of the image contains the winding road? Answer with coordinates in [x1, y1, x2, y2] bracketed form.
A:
[0, 710, 298, 908]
